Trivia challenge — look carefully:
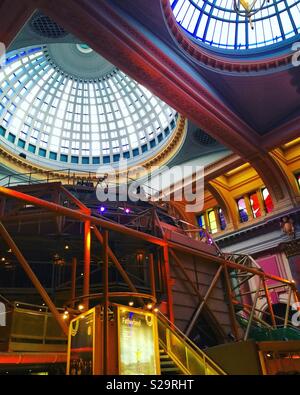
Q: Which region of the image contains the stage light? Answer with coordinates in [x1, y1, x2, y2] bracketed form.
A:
[125, 208, 130, 214]
[78, 304, 84, 311]
[1, 257, 5, 262]
[128, 301, 134, 307]
[146, 303, 153, 310]
[153, 308, 159, 313]
[64, 244, 70, 250]
[100, 206, 106, 213]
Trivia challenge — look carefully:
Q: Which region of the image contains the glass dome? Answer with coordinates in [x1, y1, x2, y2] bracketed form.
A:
[0, 44, 178, 170]
[170, 0, 300, 50]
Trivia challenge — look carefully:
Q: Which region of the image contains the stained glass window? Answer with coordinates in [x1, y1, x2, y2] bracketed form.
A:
[261, 187, 274, 213]
[237, 197, 249, 222]
[249, 192, 262, 218]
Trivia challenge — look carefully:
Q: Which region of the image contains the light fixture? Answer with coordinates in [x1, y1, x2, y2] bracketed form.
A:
[153, 308, 159, 313]
[1, 257, 5, 262]
[100, 206, 106, 213]
[125, 208, 130, 214]
[233, 0, 269, 29]
[128, 301, 134, 307]
[64, 244, 70, 250]
[146, 303, 153, 310]
[78, 304, 84, 311]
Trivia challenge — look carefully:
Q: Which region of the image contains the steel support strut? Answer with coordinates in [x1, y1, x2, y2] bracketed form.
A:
[102, 230, 109, 375]
[0, 221, 68, 336]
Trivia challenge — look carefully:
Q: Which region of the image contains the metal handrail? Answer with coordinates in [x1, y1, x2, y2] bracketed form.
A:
[157, 311, 226, 375]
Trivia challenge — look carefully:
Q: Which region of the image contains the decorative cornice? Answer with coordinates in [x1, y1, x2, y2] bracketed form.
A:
[161, 0, 293, 74]
[0, 115, 187, 183]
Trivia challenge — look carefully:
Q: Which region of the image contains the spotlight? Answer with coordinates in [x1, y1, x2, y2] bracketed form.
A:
[63, 314, 68, 320]
[1, 257, 5, 262]
[125, 208, 130, 214]
[81, 273, 84, 276]
[78, 304, 84, 311]
[64, 245, 70, 250]
[146, 303, 153, 310]
[128, 301, 134, 307]
[64, 308, 69, 315]
[153, 308, 159, 313]
[100, 206, 106, 213]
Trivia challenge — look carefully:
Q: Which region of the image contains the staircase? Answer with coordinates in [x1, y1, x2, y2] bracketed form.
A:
[157, 314, 226, 375]
[159, 349, 182, 375]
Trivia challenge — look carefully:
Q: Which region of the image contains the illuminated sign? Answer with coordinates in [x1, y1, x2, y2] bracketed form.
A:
[118, 307, 159, 375]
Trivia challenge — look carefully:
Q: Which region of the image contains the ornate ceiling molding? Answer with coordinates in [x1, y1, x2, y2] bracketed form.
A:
[161, 0, 293, 74]
[0, 115, 187, 183]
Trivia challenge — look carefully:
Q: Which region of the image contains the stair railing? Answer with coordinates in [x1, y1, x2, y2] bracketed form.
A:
[157, 311, 226, 375]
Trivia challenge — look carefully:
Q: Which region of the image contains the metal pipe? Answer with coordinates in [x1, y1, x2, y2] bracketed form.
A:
[92, 226, 139, 296]
[0, 221, 68, 336]
[0, 185, 293, 287]
[103, 230, 109, 375]
[223, 265, 240, 340]
[0, 185, 166, 247]
[83, 219, 91, 310]
[149, 253, 156, 302]
[234, 283, 289, 297]
[166, 240, 294, 286]
[262, 277, 276, 328]
[284, 286, 293, 328]
[186, 265, 223, 337]
[244, 278, 262, 341]
[71, 257, 77, 309]
[163, 244, 174, 323]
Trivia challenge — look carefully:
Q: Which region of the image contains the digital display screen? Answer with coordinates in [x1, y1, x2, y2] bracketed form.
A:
[118, 308, 159, 375]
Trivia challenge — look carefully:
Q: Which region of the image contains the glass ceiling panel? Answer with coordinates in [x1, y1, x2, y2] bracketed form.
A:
[170, 0, 300, 50]
[0, 45, 178, 169]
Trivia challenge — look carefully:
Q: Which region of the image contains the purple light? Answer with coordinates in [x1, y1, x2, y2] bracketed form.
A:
[125, 208, 130, 214]
[100, 206, 106, 213]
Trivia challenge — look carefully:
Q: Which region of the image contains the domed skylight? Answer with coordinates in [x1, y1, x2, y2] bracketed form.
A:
[0, 44, 178, 170]
[170, 0, 300, 50]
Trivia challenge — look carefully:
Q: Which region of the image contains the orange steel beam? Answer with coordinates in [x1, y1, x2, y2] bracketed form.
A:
[0, 185, 166, 246]
[83, 218, 91, 310]
[0, 353, 67, 365]
[0, 185, 294, 287]
[163, 244, 174, 323]
[167, 240, 294, 286]
[92, 226, 140, 296]
[60, 185, 90, 212]
[71, 257, 77, 309]
[149, 253, 156, 302]
[0, 221, 68, 336]
[223, 265, 240, 340]
[102, 230, 109, 375]
[262, 277, 277, 328]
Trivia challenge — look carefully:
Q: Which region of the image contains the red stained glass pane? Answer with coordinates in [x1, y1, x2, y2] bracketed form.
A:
[249, 192, 261, 218]
[262, 188, 274, 213]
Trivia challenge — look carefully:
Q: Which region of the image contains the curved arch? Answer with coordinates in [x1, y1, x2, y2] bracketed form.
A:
[252, 152, 298, 209]
[207, 181, 239, 229]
